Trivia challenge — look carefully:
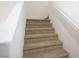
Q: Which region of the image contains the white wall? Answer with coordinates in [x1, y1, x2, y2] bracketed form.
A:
[0, 1, 27, 57]
[26, 1, 50, 19]
[0, 2, 16, 23]
[0, 2, 17, 57]
[9, 2, 27, 57]
[49, 2, 79, 57]
[52, 1, 79, 27]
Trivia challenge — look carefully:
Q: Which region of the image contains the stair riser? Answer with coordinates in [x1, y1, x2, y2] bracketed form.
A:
[25, 37, 58, 43]
[25, 37, 58, 44]
[24, 44, 62, 51]
[26, 26, 52, 28]
[23, 45, 68, 58]
[24, 46, 62, 53]
[23, 53, 69, 58]
[26, 24, 52, 28]
[25, 35, 58, 39]
[27, 20, 50, 24]
[26, 23, 52, 25]
[27, 22, 50, 24]
[26, 30, 55, 34]
[25, 36, 58, 41]
[24, 40, 62, 50]
[26, 28, 55, 31]
[26, 23, 51, 25]
[61, 55, 69, 58]
[27, 19, 50, 21]
[26, 28, 54, 31]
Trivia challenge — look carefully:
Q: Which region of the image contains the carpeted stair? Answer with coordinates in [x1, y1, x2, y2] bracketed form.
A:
[23, 19, 69, 58]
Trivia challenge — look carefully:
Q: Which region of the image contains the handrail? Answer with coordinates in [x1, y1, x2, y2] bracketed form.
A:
[54, 6, 79, 32]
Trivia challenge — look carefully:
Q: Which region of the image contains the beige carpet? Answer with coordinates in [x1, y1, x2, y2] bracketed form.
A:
[23, 19, 69, 58]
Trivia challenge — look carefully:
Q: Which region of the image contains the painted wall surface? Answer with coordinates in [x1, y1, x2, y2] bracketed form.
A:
[0, 2, 17, 57]
[49, 2, 79, 57]
[9, 2, 27, 57]
[0, 2, 27, 57]
[52, 1, 79, 26]
[0, 2, 16, 23]
[26, 1, 50, 19]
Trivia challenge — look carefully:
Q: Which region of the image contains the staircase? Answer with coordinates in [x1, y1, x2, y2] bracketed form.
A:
[23, 18, 69, 58]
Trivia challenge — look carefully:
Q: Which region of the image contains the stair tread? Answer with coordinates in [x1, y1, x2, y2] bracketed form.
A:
[26, 27, 55, 34]
[26, 23, 52, 28]
[27, 19, 50, 20]
[23, 46, 68, 58]
[26, 23, 52, 25]
[27, 19, 50, 22]
[25, 37, 58, 43]
[25, 33, 58, 39]
[26, 23, 51, 25]
[26, 27, 54, 30]
[24, 39, 62, 50]
[27, 20, 50, 24]
[26, 30, 54, 34]
[23, 19, 69, 58]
